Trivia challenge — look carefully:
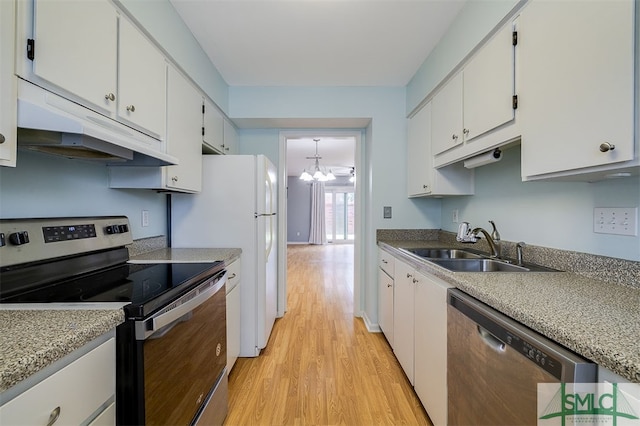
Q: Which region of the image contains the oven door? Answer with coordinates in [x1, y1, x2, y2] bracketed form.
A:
[117, 271, 228, 425]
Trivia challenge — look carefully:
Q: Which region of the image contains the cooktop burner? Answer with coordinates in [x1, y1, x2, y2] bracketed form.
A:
[0, 262, 224, 319]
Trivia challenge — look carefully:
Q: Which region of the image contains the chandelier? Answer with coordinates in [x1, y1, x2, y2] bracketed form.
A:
[299, 139, 336, 182]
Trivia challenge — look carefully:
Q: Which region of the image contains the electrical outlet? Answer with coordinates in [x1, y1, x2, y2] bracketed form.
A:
[141, 210, 150, 227]
[593, 207, 638, 236]
[452, 209, 459, 223]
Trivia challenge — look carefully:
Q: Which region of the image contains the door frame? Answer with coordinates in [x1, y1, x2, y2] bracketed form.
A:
[278, 130, 364, 318]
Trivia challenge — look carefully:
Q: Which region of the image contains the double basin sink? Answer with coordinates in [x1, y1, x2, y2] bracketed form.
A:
[400, 247, 558, 273]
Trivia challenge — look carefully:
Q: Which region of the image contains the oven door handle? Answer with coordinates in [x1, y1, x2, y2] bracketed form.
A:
[136, 272, 227, 340]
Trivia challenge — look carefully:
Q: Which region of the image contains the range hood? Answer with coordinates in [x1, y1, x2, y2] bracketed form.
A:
[17, 79, 179, 166]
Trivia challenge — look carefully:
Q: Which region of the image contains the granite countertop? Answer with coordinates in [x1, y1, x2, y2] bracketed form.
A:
[0, 308, 124, 393]
[129, 247, 241, 265]
[379, 240, 640, 383]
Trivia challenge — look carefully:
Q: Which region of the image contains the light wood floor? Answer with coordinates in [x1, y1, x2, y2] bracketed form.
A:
[224, 244, 431, 426]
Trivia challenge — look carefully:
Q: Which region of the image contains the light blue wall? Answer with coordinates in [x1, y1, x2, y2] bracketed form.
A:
[230, 86, 441, 320]
[406, 0, 521, 113]
[0, 151, 167, 239]
[236, 129, 281, 168]
[119, 0, 229, 112]
[441, 147, 640, 261]
[287, 177, 311, 243]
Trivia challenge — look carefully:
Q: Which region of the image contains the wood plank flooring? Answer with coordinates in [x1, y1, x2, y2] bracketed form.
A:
[224, 244, 431, 426]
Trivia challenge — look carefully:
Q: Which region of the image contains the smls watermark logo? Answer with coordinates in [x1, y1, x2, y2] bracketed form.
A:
[538, 383, 640, 426]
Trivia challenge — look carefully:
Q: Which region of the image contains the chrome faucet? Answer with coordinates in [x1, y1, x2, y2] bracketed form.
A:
[516, 241, 526, 266]
[457, 220, 501, 258]
[489, 220, 501, 258]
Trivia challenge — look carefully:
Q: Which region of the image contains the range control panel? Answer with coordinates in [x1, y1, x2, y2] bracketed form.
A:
[0, 216, 132, 268]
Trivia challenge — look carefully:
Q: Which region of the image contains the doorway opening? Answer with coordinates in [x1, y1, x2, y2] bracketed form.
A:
[279, 131, 362, 318]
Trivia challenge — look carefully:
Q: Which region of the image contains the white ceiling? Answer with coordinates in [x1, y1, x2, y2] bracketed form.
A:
[169, 0, 466, 87]
[286, 136, 356, 177]
[169, 0, 465, 177]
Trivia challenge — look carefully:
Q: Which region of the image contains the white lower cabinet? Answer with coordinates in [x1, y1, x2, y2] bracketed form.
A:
[226, 258, 241, 374]
[385, 249, 453, 425]
[0, 0, 17, 168]
[378, 248, 395, 345]
[414, 272, 452, 426]
[0, 336, 116, 425]
[393, 259, 416, 385]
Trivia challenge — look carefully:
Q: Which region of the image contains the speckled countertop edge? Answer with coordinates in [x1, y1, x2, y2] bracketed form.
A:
[0, 309, 124, 393]
[379, 240, 640, 383]
[128, 247, 241, 265]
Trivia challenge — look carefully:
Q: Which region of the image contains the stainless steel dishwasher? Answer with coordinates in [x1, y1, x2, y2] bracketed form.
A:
[447, 289, 596, 426]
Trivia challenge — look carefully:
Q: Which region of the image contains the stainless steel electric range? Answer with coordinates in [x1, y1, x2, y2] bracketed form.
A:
[0, 216, 228, 425]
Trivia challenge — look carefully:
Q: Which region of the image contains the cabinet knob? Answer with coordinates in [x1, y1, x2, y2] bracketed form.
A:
[225, 146, 230, 151]
[406, 273, 412, 278]
[599, 142, 615, 152]
[46, 406, 61, 426]
[126, 104, 136, 112]
[423, 184, 428, 189]
[463, 128, 469, 136]
[229, 273, 237, 279]
[0, 133, 5, 144]
[413, 278, 418, 284]
[105, 92, 115, 101]
[452, 134, 458, 141]
[171, 176, 179, 182]
[387, 283, 392, 288]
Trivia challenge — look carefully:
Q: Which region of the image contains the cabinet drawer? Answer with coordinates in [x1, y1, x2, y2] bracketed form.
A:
[226, 258, 241, 293]
[378, 249, 394, 277]
[0, 338, 116, 425]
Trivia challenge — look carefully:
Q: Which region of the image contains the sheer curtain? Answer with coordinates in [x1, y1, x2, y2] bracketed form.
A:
[308, 181, 327, 245]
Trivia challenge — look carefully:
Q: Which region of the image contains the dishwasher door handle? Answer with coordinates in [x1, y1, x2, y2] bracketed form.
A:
[477, 326, 506, 353]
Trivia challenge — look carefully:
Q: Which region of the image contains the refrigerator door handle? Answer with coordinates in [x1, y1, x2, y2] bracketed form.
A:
[255, 213, 276, 217]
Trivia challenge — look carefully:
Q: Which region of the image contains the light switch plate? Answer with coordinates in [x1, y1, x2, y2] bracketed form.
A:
[593, 207, 637, 236]
[383, 206, 392, 219]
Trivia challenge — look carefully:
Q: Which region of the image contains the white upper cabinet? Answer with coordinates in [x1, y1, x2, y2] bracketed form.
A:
[109, 65, 203, 193]
[22, 0, 167, 141]
[407, 101, 474, 198]
[223, 119, 239, 155]
[0, 0, 17, 167]
[30, 0, 118, 116]
[117, 18, 167, 140]
[408, 102, 433, 196]
[203, 98, 225, 153]
[164, 65, 202, 192]
[432, 23, 515, 157]
[463, 22, 515, 143]
[519, 0, 635, 180]
[432, 73, 464, 156]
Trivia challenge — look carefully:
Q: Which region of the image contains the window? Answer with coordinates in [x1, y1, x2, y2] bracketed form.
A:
[325, 187, 354, 243]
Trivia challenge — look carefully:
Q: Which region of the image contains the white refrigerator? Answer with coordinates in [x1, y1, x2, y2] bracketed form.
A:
[171, 155, 278, 357]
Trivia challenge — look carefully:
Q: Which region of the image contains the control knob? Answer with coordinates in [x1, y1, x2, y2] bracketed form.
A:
[9, 231, 29, 245]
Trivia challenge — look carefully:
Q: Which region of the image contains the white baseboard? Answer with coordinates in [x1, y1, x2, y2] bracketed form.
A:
[362, 312, 381, 333]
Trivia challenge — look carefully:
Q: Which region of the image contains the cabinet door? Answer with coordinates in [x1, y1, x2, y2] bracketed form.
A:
[223, 119, 239, 155]
[378, 268, 394, 346]
[520, 0, 634, 178]
[0, 0, 17, 167]
[31, 0, 117, 115]
[203, 98, 225, 152]
[407, 102, 432, 196]
[431, 73, 463, 156]
[0, 338, 115, 425]
[463, 22, 515, 142]
[118, 17, 167, 139]
[414, 272, 451, 426]
[165, 66, 203, 192]
[393, 259, 415, 385]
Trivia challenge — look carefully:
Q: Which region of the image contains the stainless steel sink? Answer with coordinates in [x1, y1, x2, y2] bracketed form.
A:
[430, 258, 530, 272]
[399, 246, 559, 272]
[401, 247, 485, 259]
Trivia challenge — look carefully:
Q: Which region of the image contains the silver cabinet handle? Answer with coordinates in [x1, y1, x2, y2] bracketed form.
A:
[47, 406, 61, 426]
[599, 142, 615, 152]
[228, 273, 237, 279]
[105, 93, 115, 101]
[381, 259, 388, 264]
[126, 104, 136, 112]
[0, 133, 5, 144]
